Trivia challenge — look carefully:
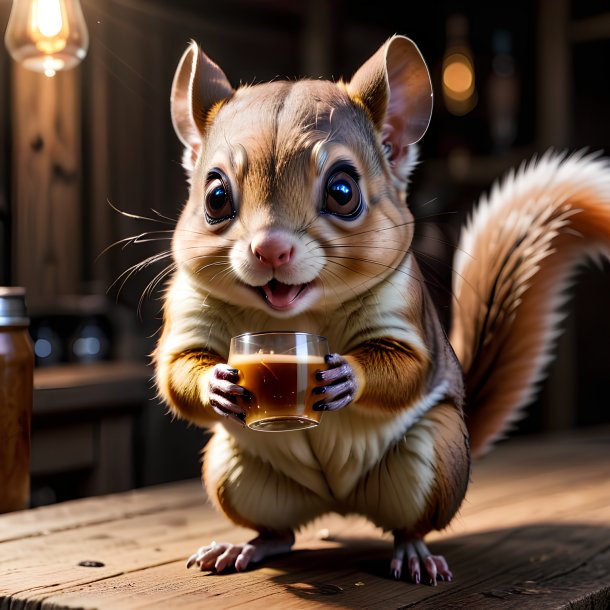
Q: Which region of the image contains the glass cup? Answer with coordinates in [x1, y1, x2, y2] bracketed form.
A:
[228, 331, 329, 432]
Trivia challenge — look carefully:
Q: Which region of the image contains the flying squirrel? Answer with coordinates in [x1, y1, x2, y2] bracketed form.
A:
[153, 35, 610, 584]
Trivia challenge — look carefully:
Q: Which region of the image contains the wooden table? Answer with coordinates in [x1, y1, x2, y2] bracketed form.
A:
[1, 430, 609, 609]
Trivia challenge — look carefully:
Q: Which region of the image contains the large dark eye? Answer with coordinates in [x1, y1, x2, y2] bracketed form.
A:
[323, 168, 363, 219]
[204, 172, 235, 224]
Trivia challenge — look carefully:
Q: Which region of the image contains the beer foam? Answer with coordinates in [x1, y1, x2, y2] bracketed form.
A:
[229, 353, 325, 366]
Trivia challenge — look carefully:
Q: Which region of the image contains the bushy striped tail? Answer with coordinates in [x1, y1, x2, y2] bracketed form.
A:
[449, 150, 610, 457]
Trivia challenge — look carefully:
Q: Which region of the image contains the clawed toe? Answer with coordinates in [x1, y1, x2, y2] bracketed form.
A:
[391, 536, 452, 586]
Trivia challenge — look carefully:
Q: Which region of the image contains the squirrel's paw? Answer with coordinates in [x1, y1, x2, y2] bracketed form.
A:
[312, 353, 357, 412]
[390, 537, 452, 586]
[208, 363, 252, 426]
[186, 530, 294, 573]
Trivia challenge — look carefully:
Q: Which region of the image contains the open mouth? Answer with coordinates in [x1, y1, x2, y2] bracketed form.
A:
[258, 279, 309, 310]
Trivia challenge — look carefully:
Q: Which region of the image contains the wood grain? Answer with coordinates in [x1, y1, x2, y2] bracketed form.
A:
[11, 65, 82, 309]
[0, 430, 609, 609]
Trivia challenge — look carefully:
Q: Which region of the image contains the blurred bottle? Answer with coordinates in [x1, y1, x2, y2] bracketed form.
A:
[30, 319, 63, 366]
[67, 315, 111, 364]
[0, 287, 34, 513]
[487, 30, 519, 153]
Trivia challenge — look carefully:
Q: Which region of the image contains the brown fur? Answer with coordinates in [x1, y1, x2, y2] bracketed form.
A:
[160, 348, 222, 426]
[419, 404, 470, 534]
[346, 337, 430, 412]
[451, 152, 610, 456]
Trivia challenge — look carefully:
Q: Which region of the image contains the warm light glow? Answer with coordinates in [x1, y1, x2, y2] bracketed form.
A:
[29, 0, 68, 55]
[443, 56, 473, 96]
[442, 52, 477, 115]
[4, 0, 89, 75]
[42, 55, 64, 77]
[35, 0, 63, 38]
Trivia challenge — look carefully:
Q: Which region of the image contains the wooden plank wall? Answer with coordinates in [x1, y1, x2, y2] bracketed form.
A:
[11, 66, 82, 309]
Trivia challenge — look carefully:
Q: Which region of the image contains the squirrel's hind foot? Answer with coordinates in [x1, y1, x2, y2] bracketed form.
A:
[186, 529, 295, 573]
[390, 536, 453, 585]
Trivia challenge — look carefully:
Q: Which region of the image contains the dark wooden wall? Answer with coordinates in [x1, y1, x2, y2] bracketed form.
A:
[11, 67, 82, 308]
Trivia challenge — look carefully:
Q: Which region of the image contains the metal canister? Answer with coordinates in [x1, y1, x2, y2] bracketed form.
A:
[0, 287, 34, 513]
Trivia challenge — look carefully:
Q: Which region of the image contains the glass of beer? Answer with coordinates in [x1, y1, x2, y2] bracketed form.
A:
[228, 331, 329, 432]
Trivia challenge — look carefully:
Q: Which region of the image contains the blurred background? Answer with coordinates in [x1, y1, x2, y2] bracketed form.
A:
[0, 0, 608, 505]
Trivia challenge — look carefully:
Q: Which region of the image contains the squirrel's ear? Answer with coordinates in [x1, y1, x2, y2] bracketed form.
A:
[347, 36, 432, 177]
[171, 41, 234, 171]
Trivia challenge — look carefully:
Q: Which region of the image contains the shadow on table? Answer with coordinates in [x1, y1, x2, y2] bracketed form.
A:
[263, 522, 610, 608]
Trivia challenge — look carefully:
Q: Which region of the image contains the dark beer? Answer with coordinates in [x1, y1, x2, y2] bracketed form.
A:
[230, 353, 325, 431]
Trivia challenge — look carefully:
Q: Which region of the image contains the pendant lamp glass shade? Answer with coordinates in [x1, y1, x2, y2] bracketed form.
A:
[4, 0, 89, 76]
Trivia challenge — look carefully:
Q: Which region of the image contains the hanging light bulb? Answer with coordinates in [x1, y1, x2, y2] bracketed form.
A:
[4, 0, 89, 77]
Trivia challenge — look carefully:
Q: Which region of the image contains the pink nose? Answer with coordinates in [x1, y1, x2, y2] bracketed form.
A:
[251, 231, 294, 269]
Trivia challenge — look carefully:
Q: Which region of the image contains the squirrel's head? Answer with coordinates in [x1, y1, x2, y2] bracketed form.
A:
[170, 36, 432, 317]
